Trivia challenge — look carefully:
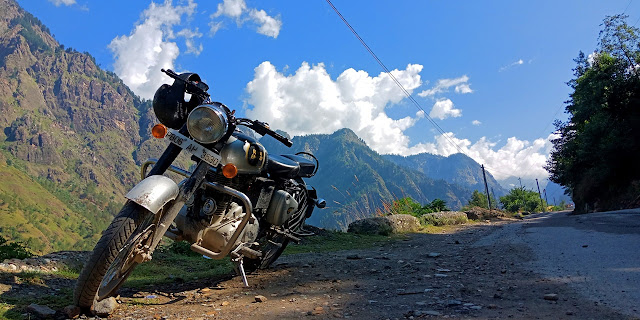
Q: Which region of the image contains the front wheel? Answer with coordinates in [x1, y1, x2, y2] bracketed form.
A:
[74, 201, 153, 310]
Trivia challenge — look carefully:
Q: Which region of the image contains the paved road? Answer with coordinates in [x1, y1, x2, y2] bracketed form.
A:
[475, 209, 640, 318]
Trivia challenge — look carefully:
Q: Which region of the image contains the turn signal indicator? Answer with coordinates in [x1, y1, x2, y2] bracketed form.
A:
[152, 124, 168, 139]
[222, 163, 238, 179]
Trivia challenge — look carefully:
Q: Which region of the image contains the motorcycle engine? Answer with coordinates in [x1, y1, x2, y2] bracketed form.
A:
[197, 202, 259, 253]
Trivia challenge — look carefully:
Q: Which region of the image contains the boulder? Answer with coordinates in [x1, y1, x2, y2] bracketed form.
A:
[91, 297, 118, 317]
[384, 214, 421, 233]
[348, 217, 393, 235]
[26, 304, 56, 318]
[347, 214, 420, 235]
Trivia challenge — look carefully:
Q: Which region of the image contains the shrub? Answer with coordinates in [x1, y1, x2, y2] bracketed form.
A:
[419, 211, 468, 226]
[0, 235, 32, 261]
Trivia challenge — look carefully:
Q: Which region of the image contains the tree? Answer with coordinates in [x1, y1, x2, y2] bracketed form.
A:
[427, 199, 449, 213]
[467, 190, 497, 209]
[499, 187, 547, 213]
[546, 15, 640, 212]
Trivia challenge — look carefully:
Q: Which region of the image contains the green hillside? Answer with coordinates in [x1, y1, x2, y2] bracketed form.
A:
[0, 0, 167, 253]
[260, 129, 471, 230]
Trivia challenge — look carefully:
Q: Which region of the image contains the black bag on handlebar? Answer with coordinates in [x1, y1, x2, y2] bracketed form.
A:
[153, 72, 208, 129]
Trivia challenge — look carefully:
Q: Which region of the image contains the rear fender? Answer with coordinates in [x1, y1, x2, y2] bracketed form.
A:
[125, 175, 179, 214]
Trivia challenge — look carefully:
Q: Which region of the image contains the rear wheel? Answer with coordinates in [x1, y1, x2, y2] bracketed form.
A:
[74, 201, 154, 310]
[244, 232, 289, 271]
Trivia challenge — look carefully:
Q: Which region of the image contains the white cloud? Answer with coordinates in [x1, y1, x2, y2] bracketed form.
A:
[408, 133, 556, 180]
[245, 61, 553, 181]
[249, 9, 282, 38]
[429, 99, 462, 120]
[212, 0, 246, 19]
[176, 28, 203, 55]
[499, 59, 524, 72]
[472, 120, 481, 126]
[49, 0, 75, 6]
[245, 62, 423, 155]
[587, 51, 598, 65]
[418, 75, 472, 97]
[209, 0, 282, 38]
[109, 0, 198, 99]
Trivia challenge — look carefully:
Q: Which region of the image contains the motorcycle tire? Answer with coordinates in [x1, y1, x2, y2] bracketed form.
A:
[74, 201, 153, 310]
[244, 233, 289, 272]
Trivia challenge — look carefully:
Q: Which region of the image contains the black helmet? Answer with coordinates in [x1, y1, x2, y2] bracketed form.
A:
[152, 72, 209, 129]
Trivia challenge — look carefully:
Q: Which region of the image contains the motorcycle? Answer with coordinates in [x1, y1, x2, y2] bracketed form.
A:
[73, 69, 325, 310]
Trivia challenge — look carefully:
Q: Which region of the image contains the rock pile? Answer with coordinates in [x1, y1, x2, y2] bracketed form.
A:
[0, 251, 89, 273]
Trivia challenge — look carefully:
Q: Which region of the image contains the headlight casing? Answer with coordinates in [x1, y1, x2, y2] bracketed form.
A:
[187, 104, 229, 144]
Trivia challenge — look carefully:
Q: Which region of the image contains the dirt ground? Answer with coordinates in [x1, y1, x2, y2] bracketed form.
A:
[2, 219, 634, 319]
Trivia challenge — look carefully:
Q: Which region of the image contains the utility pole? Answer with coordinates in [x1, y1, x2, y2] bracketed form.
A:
[481, 165, 492, 210]
[536, 178, 545, 213]
[543, 188, 548, 205]
[518, 177, 525, 211]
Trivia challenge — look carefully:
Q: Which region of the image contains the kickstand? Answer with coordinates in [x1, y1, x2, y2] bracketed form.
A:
[233, 257, 249, 287]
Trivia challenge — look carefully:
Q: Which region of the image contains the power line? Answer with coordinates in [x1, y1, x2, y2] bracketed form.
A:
[325, 0, 555, 186]
[324, 0, 467, 156]
[623, 0, 633, 14]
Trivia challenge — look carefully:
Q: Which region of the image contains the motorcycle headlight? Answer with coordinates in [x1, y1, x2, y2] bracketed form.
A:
[187, 104, 229, 144]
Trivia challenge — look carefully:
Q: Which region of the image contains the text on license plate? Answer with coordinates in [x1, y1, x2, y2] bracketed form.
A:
[166, 130, 221, 167]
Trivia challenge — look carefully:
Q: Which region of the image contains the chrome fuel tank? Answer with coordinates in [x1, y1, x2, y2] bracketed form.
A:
[220, 133, 267, 174]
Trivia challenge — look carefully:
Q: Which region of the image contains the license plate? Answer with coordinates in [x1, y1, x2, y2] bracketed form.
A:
[166, 129, 221, 167]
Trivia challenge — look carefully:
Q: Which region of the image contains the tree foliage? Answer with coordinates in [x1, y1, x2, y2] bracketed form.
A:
[499, 187, 546, 213]
[0, 234, 32, 261]
[466, 190, 497, 209]
[546, 15, 640, 212]
[387, 197, 450, 217]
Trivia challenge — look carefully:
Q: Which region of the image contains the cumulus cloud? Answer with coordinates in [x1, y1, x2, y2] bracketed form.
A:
[472, 120, 481, 126]
[109, 0, 198, 99]
[209, 0, 282, 38]
[176, 28, 203, 55]
[245, 61, 553, 180]
[49, 0, 75, 6]
[418, 75, 472, 97]
[407, 132, 557, 180]
[429, 99, 462, 120]
[499, 59, 524, 72]
[245, 62, 423, 155]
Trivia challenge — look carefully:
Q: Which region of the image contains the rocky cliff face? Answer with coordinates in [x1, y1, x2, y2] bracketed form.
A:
[0, 0, 164, 252]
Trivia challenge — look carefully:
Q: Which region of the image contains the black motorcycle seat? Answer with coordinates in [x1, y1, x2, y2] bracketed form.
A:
[267, 154, 300, 178]
[282, 154, 316, 177]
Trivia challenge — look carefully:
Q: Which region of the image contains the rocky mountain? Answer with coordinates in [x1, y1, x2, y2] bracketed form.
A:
[385, 153, 507, 198]
[0, 0, 166, 252]
[260, 129, 472, 229]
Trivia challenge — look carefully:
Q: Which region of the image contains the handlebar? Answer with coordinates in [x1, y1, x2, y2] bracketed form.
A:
[161, 68, 210, 98]
[160, 69, 292, 148]
[240, 119, 293, 147]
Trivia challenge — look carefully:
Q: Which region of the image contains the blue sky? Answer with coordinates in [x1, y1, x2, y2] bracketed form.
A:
[16, 0, 640, 182]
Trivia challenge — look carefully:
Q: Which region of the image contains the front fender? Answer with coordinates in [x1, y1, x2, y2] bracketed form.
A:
[125, 175, 179, 214]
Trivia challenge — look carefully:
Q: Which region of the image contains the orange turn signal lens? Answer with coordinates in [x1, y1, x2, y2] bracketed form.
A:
[222, 163, 238, 179]
[152, 124, 168, 139]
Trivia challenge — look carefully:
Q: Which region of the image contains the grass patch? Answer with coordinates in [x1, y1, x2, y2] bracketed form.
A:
[124, 242, 234, 289]
[284, 230, 405, 255]
[0, 302, 24, 320]
[14, 271, 44, 285]
[52, 266, 80, 279]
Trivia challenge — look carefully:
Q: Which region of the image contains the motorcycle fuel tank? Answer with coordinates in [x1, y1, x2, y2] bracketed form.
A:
[220, 135, 267, 174]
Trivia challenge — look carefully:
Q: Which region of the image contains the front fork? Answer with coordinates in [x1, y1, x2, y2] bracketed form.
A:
[132, 124, 212, 262]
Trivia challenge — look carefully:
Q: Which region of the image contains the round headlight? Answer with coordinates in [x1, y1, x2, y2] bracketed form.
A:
[187, 104, 229, 144]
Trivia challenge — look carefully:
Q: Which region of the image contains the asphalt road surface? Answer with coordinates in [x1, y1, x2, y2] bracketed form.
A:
[475, 209, 640, 318]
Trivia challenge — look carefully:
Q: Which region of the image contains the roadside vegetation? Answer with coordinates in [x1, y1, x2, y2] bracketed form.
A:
[546, 14, 640, 213]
